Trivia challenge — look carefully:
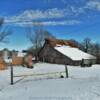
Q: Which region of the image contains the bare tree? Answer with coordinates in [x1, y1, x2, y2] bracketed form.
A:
[82, 38, 91, 53]
[43, 30, 55, 39]
[27, 22, 44, 61]
[91, 43, 100, 56]
[27, 21, 55, 60]
[0, 18, 12, 43]
[27, 22, 44, 49]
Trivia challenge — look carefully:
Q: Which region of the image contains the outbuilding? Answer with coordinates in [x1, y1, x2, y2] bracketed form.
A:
[38, 38, 96, 66]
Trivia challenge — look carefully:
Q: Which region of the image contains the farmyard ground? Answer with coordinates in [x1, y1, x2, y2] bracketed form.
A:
[0, 63, 100, 100]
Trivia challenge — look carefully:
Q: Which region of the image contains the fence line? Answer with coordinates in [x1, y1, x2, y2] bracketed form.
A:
[13, 71, 65, 78]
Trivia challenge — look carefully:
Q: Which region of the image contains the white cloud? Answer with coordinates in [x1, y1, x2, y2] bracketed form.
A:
[5, 1, 100, 27]
[85, 1, 100, 11]
[70, 6, 85, 15]
[5, 20, 81, 27]
[5, 7, 85, 23]
[4, 8, 82, 27]
[34, 20, 81, 26]
[5, 8, 67, 23]
[6, 0, 100, 27]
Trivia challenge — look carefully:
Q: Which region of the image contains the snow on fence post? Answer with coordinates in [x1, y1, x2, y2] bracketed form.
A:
[10, 64, 13, 85]
[65, 65, 68, 78]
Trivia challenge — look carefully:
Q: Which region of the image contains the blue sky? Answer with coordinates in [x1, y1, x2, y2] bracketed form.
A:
[0, 0, 100, 50]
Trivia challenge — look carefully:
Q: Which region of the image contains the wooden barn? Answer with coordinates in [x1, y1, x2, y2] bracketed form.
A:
[38, 38, 96, 66]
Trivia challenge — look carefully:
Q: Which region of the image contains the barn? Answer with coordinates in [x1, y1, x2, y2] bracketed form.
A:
[38, 38, 96, 66]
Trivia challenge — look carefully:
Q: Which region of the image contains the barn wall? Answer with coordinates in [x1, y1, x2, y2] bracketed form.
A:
[39, 43, 81, 65]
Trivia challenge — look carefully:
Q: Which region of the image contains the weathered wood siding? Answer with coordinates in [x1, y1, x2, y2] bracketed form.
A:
[38, 43, 81, 65]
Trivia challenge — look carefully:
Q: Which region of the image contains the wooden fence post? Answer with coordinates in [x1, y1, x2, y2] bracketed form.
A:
[65, 65, 68, 78]
[11, 64, 13, 85]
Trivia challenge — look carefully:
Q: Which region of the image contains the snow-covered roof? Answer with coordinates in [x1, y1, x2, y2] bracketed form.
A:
[55, 46, 96, 60]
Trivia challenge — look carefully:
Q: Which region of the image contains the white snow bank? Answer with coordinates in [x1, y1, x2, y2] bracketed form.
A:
[0, 63, 100, 100]
[55, 46, 96, 60]
[12, 63, 65, 76]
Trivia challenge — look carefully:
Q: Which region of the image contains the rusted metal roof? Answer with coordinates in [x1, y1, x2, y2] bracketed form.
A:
[45, 38, 78, 48]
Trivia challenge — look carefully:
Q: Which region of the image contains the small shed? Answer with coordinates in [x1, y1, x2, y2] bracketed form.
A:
[38, 38, 96, 66]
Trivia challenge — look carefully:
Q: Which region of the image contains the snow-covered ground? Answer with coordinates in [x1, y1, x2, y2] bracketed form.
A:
[0, 63, 100, 100]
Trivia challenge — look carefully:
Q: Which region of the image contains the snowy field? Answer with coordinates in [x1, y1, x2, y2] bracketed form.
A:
[0, 63, 100, 100]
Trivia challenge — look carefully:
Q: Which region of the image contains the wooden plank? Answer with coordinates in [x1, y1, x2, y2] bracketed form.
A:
[14, 71, 65, 78]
